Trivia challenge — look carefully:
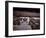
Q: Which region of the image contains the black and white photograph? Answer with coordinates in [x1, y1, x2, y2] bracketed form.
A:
[13, 7, 40, 30]
[5, 1, 45, 37]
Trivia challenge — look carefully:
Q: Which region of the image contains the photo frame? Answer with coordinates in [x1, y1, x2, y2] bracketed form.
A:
[5, 1, 45, 37]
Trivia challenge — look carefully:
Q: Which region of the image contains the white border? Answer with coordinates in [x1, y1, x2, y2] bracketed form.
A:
[8, 2, 44, 36]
